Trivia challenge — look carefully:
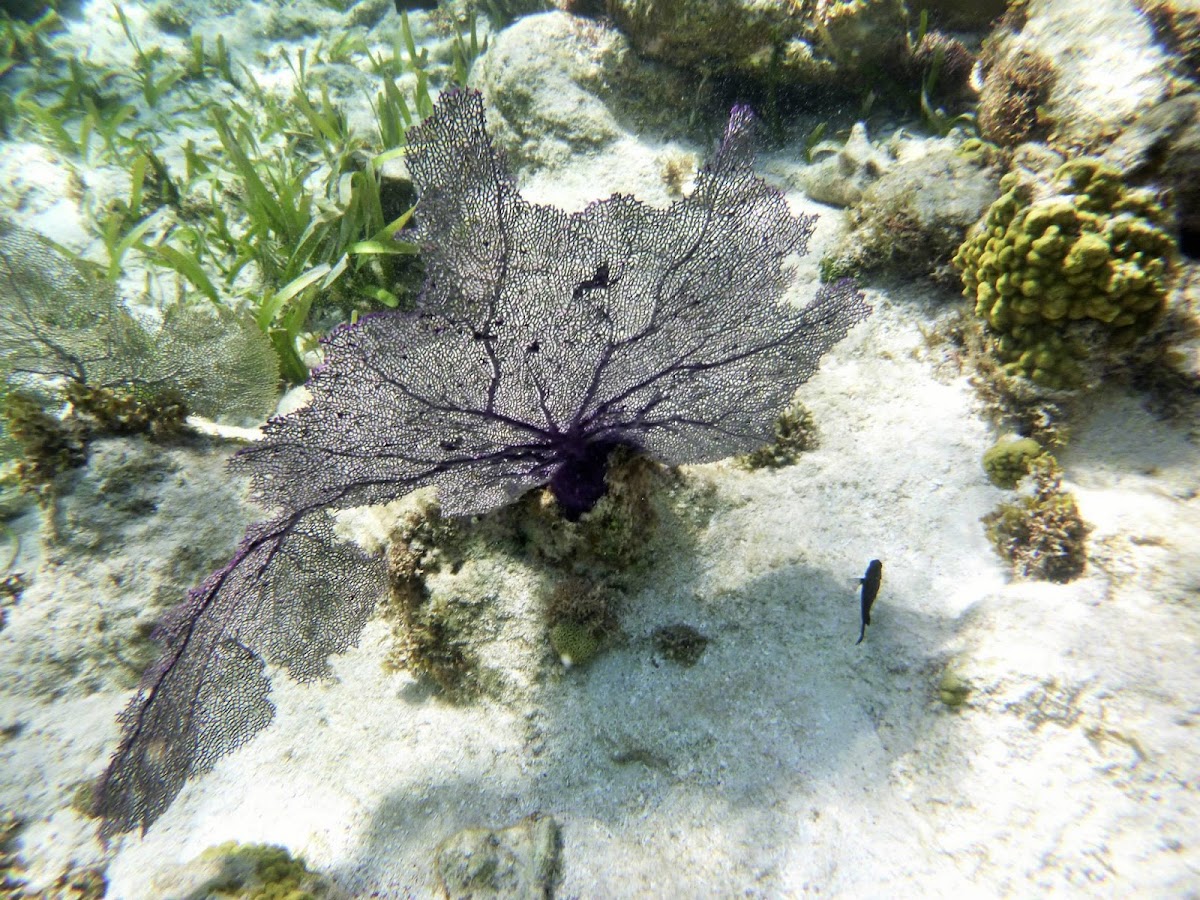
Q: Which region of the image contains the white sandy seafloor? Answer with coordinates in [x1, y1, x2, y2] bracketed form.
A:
[1, 2, 1199, 899]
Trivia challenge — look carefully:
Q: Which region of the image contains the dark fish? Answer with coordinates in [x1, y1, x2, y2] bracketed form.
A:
[856, 559, 882, 645]
[394, 0, 439, 11]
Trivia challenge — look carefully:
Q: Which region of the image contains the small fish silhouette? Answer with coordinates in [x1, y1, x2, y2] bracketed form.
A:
[856, 559, 883, 645]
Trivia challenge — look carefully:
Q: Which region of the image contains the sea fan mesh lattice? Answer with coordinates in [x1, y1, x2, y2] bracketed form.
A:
[96, 513, 382, 835]
[97, 88, 869, 836]
[235, 90, 869, 518]
[0, 221, 279, 422]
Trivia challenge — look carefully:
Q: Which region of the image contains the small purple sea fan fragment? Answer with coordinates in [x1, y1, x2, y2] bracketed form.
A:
[96, 89, 870, 837]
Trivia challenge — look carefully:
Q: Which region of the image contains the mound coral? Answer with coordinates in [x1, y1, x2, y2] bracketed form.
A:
[982, 436, 1045, 489]
[607, 0, 914, 89]
[549, 620, 601, 668]
[953, 158, 1177, 388]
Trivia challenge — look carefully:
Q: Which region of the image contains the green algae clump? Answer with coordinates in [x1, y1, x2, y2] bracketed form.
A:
[1, 390, 86, 500]
[193, 842, 338, 900]
[651, 623, 709, 667]
[737, 399, 817, 469]
[937, 667, 972, 708]
[982, 436, 1046, 488]
[544, 577, 619, 670]
[983, 462, 1089, 583]
[383, 502, 480, 698]
[953, 158, 1177, 388]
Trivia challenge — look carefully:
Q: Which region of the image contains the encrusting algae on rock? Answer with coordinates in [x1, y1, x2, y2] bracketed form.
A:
[983, 458, 1089, 583]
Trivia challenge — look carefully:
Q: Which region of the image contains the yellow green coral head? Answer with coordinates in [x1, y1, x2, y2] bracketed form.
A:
[953, 157, 1177, 388]
[982, 437, 1046, 489]
[550, 621, 601, 668]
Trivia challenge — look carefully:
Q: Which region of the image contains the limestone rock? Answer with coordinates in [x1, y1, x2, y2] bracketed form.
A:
[800, 122, 894, 208]
[0, 436, 251, 697]
[979, 0, 1172, 153]
[819, 136, 1005, 281]
[435, 814, 560, 899]
[472, 11, 696, 172]
[1101, 94, 1200, 245]
[1138, 0, 1200, 78]
[607, 0, 908, 88]
[914, 0, 1008, 29]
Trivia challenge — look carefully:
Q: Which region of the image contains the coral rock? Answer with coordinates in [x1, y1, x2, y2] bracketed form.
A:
[953, 158, 1177, 388]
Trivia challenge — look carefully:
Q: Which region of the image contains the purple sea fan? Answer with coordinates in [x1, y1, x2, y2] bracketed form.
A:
[96, 89, 869, 837]
[237, 90, 869, 519]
